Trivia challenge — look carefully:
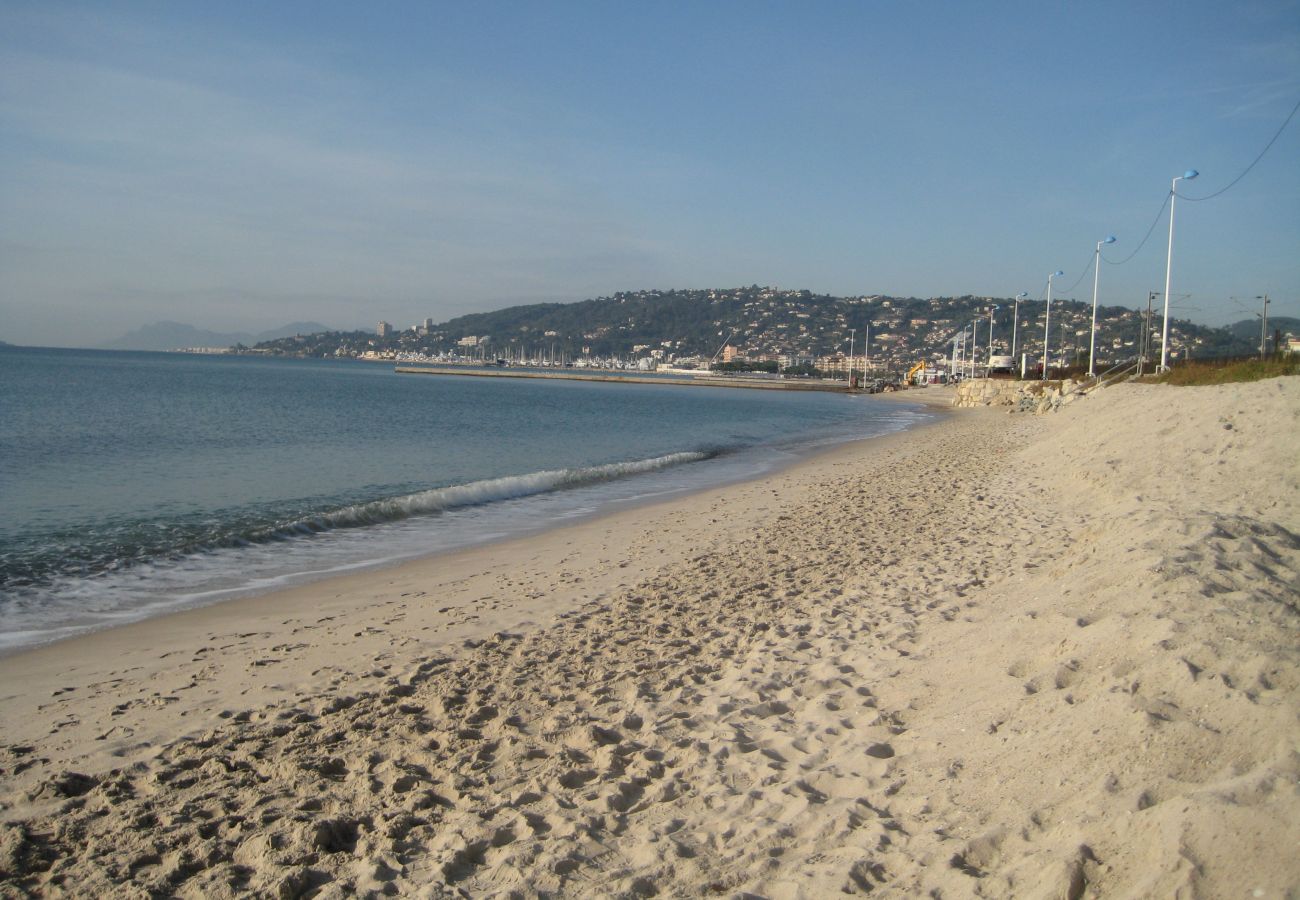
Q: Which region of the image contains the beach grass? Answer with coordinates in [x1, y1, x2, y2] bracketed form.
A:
[1141, 356, 1300, 386]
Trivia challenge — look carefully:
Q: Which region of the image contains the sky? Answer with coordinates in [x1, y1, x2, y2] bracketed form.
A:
[2, 1, 1298, 348]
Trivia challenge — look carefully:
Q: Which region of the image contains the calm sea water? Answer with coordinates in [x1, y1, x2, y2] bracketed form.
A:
[0, 347, 930, 652]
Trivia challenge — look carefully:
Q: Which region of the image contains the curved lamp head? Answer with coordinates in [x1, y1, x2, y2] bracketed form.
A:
[1050, 270, 1064, 279]
[1183, 169, 1199, 180]
[1103, 235, 1117, 245]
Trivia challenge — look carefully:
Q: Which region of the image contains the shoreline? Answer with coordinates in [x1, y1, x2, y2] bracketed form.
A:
[0, 391, 952, 766]
[3, 379, 1293, 896]
[0, 388, 946, 662]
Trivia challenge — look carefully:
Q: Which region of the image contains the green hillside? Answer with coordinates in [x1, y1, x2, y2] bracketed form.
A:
[252, 286, 1260, 369]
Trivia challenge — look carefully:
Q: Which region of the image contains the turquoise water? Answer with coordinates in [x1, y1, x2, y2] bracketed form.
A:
[0, 347, 929, 651]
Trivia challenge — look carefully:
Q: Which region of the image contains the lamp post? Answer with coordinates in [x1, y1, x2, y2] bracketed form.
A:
[1089, 235, 1117, 377]
[1010, 292, 1028, 372]
[1042, 271, 1063, 380]
[1160, 169, 1198, 371]
[848, 328, 855, 387]
[986, 305, 999, 377]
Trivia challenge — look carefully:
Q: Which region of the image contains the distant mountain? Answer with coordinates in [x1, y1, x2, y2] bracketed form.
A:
[1226, 316, 1300, 343]
[103, 321, 332, 351]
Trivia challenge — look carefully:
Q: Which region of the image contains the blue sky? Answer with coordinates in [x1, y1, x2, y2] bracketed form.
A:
[2, 1, 1298, 346]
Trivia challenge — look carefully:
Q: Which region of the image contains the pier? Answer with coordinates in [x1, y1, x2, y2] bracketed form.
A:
[394, 365, 851, 392]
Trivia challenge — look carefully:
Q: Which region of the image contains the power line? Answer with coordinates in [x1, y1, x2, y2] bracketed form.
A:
[1095, 93, 1298, 270]
[1102, 191, 1171, 266]
[1052, 251, 1098, 295]
[1178, 94, 1300, 202]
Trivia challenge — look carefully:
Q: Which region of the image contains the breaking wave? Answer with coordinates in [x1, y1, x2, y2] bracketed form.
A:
[249, 450, 712, 540]
[0, 451, 714, 593]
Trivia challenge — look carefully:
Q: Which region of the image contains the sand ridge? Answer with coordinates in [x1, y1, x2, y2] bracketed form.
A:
[1, 380, 1297, 898]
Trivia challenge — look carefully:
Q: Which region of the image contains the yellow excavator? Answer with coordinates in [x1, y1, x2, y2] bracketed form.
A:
[906, 361, 925, 385]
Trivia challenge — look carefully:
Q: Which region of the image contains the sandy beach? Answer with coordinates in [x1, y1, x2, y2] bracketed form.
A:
[1, 378, 1297, 898]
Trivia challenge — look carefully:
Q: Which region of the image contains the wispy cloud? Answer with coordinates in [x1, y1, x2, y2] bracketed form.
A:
[0, 11, 677, 341]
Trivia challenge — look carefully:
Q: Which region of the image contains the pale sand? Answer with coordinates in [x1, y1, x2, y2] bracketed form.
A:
[1, 379, 1297, 898]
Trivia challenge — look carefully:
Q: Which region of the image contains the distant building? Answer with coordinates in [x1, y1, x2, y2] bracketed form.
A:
[376, 321, 393, 338]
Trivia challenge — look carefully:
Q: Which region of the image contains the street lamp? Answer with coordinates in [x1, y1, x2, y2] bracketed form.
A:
[1160, 169, 1198, 371]
[1010, 292, 1028, 369]
[986, 305, 999, 377]
[1042, 271, 1063, 380]
[1089, 235, 1117, 377]
[848, 328, 855, 387]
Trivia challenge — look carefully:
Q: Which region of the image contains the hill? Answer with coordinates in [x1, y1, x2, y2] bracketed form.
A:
[104, 321, 332, 351]
[1226, 316, 1300, 346]
[254, 287, 1259, 371]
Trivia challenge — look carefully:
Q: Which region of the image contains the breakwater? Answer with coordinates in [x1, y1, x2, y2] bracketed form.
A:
[394, 366, 850, 392]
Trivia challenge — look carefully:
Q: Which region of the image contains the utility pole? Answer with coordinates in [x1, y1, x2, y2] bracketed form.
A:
[1258, 294, 1270, 359]
[1139, 291, 1157, 377]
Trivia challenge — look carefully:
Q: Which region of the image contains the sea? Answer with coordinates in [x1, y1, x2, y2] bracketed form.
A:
[0, 346, 931, 653]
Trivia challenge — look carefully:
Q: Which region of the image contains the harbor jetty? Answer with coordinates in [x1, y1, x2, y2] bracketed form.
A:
[395, 364, 851, 392]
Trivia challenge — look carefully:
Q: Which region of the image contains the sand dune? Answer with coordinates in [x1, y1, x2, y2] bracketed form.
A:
[2, 378, 1297, 898]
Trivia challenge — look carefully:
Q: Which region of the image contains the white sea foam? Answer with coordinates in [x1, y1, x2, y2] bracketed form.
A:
[0, 363, 932, 656]
[261, 451, 710, 538]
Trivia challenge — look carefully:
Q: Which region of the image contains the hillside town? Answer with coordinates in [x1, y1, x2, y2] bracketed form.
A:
[248, 287, 1270, 378]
